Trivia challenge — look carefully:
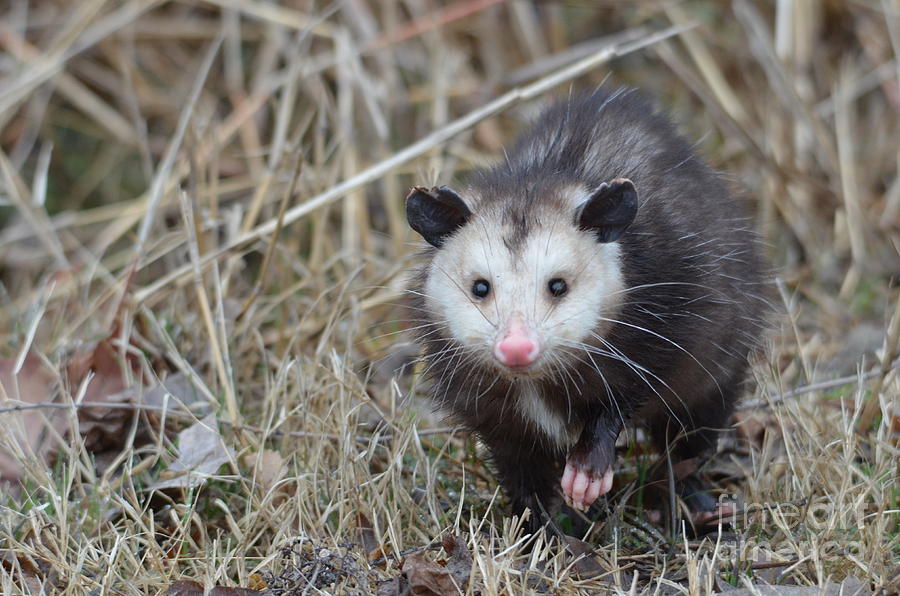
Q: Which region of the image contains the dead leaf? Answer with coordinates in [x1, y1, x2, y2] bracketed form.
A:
[255, 448, 284, 490]
[402, 552, 460, 596]
[357, 511, 379, 556]
[141, 372, 203, 413]
[149, 414, 234, 490]
[0, 352, 64, 483]
[562, 535, 607, 580]
[0, 326, 159, 484]
[67, 334, 148, 452]
[167, 579, 263, 595]
[0, 551, 57, 593]
[400, 536, 470, 596]
[440, 535, 471, 590]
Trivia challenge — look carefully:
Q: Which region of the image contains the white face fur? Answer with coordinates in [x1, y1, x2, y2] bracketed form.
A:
[423, 198, 626, 380]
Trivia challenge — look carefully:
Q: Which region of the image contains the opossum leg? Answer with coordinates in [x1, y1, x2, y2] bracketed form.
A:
[647, 379, 740, 516]
[488, 441, 564, 536]
[561, 416, 621, 512]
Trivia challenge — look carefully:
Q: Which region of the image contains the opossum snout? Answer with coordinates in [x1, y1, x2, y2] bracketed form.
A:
[494, 316, 541, 368]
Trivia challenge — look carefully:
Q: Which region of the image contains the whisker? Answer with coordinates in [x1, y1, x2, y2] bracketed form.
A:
[587, 334, 691, 434]
[555, 342, 624, 431]
[557, 337, 689, 436]
[595, 315, 723, 398]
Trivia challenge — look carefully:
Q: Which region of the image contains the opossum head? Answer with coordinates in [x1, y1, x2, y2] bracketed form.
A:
[406, 179, 637, 379]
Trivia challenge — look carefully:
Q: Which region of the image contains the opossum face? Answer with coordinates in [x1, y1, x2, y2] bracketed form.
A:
[406, 180, 637, 378]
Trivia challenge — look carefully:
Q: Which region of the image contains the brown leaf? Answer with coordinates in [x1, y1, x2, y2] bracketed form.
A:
[149, 414, 234, 490]
[357, 511, 380, 556]
[402, 552, 461, 596]
[141, 372, 202, 413]
[440, 535, 471, 589]
[68, 337, 143, 452]
[562, 535, 607, 580]
[0, 352, 64, 483]
[399, 537, 470, 596]
[0, 331, 157, 483]
[243, 448, 284, 493]
[368, 545, 395, 567]
[0, 551, 56, 593]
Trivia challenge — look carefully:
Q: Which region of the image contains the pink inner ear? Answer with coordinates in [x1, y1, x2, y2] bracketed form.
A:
[494, 318, 541, 367]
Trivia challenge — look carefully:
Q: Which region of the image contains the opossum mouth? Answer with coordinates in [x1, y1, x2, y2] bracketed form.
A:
[494, 359, 546, 379]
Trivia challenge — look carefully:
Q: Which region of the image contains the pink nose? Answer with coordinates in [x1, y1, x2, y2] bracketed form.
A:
[495, 320, 540, 367]
[496, 337, 539, 367]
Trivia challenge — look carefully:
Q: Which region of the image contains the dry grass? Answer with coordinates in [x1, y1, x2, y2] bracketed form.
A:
[0, 1, 898, 594]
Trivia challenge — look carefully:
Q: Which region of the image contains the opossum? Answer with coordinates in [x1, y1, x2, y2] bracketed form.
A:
[404, 87, 767, 532]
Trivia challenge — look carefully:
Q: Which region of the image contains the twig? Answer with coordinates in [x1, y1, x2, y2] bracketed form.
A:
[737, 357, 900, 411]
[0, 397, 181, 416]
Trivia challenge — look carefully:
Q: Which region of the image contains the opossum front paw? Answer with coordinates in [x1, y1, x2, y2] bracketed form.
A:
[562, 418, 620, 511]
[561, 461, 613, 512]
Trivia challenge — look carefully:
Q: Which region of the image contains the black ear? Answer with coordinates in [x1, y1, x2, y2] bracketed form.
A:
[575, 178, 638, 243]
[405, 185, 472, 248]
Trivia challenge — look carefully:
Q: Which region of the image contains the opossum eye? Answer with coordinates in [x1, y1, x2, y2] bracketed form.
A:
[548, 278, 568, 297]
[471, 279, 491, 298]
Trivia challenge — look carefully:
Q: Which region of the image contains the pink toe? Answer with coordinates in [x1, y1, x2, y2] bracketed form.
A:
[572, 472, 589, 511]
[599, 467, 614, 495]
[585, 477, 602, 506]
[561, 464, 575, 497]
